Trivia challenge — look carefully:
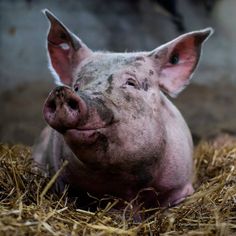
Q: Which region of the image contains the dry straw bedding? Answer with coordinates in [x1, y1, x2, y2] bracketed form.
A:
[0, 135, 235, 235]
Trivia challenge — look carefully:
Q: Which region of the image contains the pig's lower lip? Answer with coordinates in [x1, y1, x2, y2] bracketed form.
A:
[64, 128, 102, 145]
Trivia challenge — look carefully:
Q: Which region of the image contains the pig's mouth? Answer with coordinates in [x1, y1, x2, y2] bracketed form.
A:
[64, 127, 107, 145]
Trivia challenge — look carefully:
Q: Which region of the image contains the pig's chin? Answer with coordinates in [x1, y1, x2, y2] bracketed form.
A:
[63, 128, 109, 164]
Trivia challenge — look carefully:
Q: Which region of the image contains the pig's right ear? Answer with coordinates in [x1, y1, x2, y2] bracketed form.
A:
[43, 9, 92, 86]
[148, 28, 213, 97]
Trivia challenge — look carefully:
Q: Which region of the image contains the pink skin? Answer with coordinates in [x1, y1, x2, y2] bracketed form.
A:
[33, 9, 213, 207]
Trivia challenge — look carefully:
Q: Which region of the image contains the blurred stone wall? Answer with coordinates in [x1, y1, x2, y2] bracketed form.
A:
[0, 0, 236, 89]
[0, 0, 235, 145]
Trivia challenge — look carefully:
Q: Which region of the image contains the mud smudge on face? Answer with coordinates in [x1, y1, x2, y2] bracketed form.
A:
[105, 74, 113, 94]
[97, 133, 109, 153]
[133, 62, 143, 67]
[135, 56, 145, 62]
[92, 97, 114, 124]
[92, 91, 102, 95]
[160, 97, 165, 107]
[142, 78, 149, 91]
[149, 70, 154, 76]
[124, 93, 131, 102]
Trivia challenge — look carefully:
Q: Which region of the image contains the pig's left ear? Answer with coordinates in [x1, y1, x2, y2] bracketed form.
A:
[43, 9, 92, 86]
[149, 28, 213, 97]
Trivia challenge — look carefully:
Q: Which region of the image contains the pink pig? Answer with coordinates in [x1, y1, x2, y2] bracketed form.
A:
[33, 9, 213, 207]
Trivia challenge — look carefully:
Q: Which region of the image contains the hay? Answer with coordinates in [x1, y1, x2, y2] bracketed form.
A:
[0, 136, 235, 235]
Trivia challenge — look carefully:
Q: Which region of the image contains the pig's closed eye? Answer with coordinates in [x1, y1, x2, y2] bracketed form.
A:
[125, 78, 138, 88]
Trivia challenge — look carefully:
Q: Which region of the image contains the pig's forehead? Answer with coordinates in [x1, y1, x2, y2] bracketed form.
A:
[77, 52, 150, 74]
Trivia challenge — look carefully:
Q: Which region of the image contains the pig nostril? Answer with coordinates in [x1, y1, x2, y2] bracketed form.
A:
[47, 100, 56, 113]
[67, 99, 79, 111]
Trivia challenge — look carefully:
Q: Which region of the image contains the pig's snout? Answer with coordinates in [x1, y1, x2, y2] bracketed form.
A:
[43, 86, 87, 132]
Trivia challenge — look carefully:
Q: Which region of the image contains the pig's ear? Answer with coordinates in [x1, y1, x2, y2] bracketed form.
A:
[43, 9, 92, 86]
[149, 28, 213, 97]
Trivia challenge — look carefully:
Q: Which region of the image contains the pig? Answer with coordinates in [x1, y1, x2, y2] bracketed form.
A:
[33, 9, 213, 208]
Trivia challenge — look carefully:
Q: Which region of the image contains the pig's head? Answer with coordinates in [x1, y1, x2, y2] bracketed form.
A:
[43, 9, 212, 169]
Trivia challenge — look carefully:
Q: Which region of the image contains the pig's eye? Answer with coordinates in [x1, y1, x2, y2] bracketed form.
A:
[125, 78, 138, 88]
[74, 84, 80, 92]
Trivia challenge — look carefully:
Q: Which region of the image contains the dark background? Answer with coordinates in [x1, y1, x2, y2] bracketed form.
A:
[0, 0, 235, 145]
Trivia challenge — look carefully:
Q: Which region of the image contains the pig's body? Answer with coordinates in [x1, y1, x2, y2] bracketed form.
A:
[35, 88, 193, 206]
[33, 10, 213, 207]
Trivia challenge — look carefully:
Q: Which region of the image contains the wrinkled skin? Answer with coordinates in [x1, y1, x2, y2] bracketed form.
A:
[33, 9, 213, 207]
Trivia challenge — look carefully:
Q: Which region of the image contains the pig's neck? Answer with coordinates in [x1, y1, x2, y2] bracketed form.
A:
[154, 93, 193, 190]
[51, 132, 148, 199]
[160, 93, 192, 145]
